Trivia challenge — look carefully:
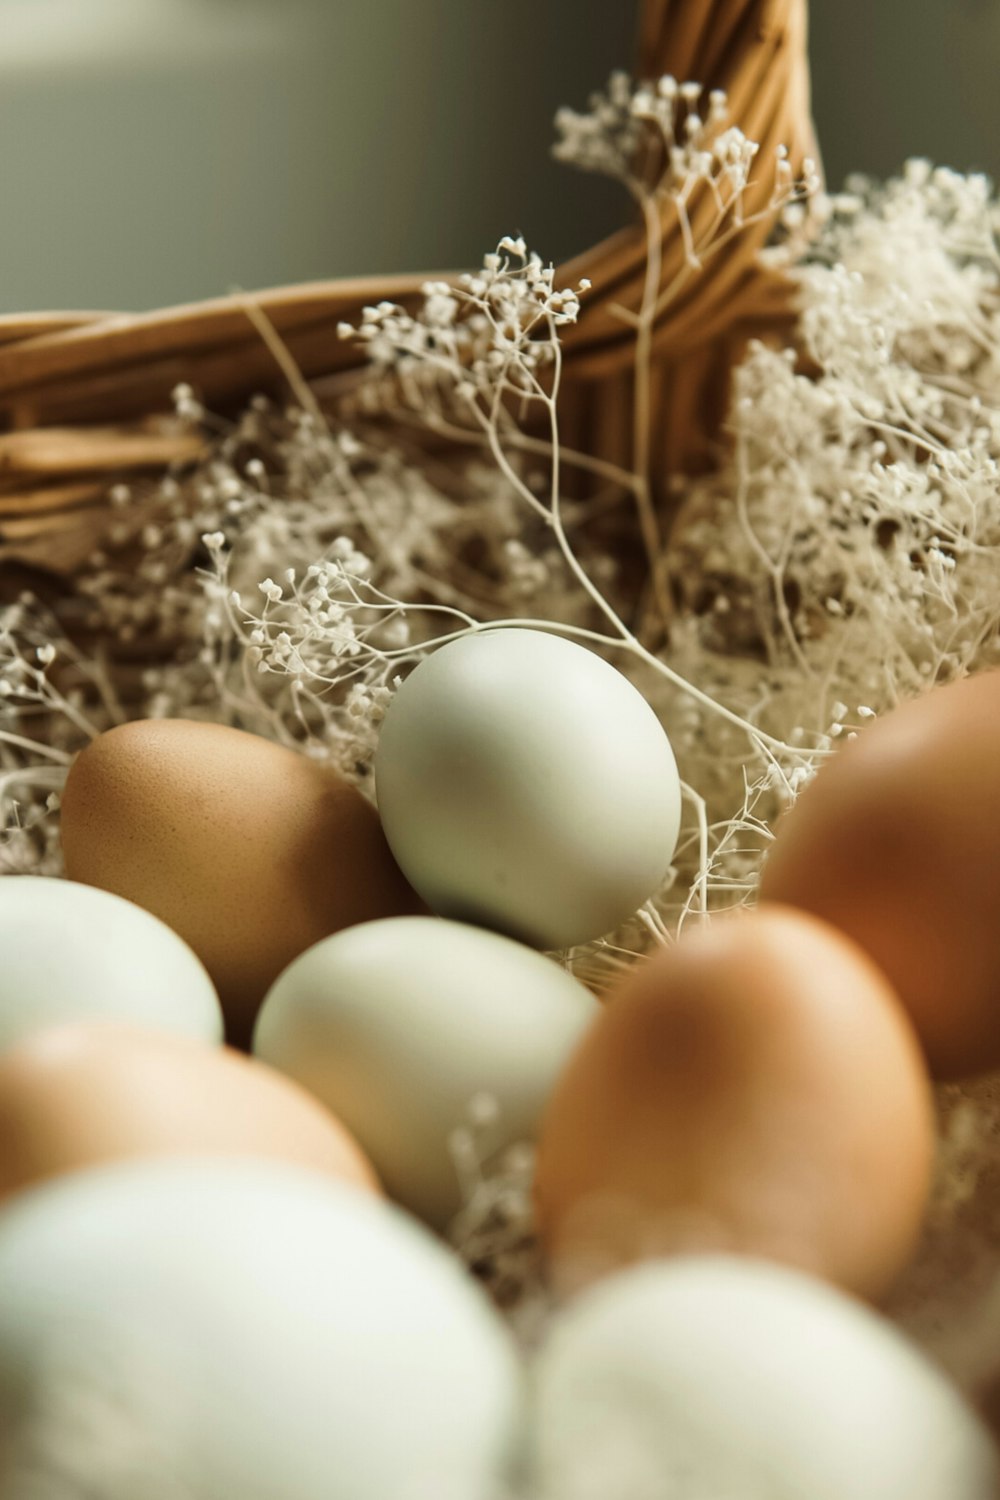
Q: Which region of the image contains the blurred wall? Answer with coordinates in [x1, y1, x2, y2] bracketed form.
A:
[0, 0, 638, 313]
[0, 1, 997, 315]
[808, 0, 1000, 187]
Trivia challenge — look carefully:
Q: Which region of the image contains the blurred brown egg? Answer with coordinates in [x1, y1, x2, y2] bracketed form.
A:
[0, 1022, 380, 1204]
[534, 905, 934, 1302]
[60, 719, 422, 1045]
[759, 671, 1000, 1079]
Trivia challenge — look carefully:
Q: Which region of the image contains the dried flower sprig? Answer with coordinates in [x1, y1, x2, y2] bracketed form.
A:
[339, 235, 823, 777]
[0, 589, 128, 852]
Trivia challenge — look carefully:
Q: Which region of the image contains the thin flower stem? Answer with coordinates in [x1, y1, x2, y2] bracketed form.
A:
[391, 405, 640, 494]
[678, 778, 710, 929]
[652, 188, 805, 319]
[0, 766, 66, 797]
[632, 192, 672, 633]
[733, 429, 813, 678]
[0, 731, 74, 765]
[637, 903, 671, 946]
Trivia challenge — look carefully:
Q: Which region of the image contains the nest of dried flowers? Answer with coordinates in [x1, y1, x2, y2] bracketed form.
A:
[4, 0, 1000, 1430]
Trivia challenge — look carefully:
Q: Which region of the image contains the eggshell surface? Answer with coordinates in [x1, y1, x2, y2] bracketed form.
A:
[0, 876, 221, 1051]
[60, 718, 422, 1045]
[535, 905, 934, 1301]
[0, 1160, 521, 1500]
[254, 915, 598, 1228]
[759, 670, 1000, 1078]
[373, 628, 681, 950]
[529, 1257, 999, 1500]
[0, 1022, 379, 1205]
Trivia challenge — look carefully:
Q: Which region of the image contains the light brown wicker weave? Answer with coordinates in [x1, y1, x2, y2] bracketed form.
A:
[0, 0, 815, 582]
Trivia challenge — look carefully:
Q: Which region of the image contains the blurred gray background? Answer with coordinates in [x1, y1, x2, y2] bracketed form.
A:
[0, 0, 997, 314]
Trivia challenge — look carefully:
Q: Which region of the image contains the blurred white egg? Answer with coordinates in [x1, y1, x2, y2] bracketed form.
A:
[529, 1256, 998, 1500]
[0, 1159, 521, 1500]
[253, 915, 597, 1228]
[0, 877, 222, 1051]
[374, 628, 681, 949]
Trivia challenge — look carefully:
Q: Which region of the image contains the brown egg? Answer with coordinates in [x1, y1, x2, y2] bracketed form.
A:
[60, 719, 422, 1045]
[0, 1022, 380, 1204]
[759, 671, 1000, 1079]
[534, 905, 934, 1302]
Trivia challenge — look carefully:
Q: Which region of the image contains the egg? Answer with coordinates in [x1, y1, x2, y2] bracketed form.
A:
[60, 718, 422, 1046]
[534, 905, 934, 1301]
[373, 628, 681, 950]
[759, 671, 1000, 1079]
[254, 915, 597, 1229]
[528, 1257, 999, 1500]
[0, 1022, 378, 1205]
[0, 1160, 522, 1500]
[0, 876, 222, 1051]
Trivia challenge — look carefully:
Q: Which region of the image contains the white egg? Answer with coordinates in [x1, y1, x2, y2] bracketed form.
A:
[529, 1256, 998, 1500]
[373, 628, 681, 950]
[0, 1159, 521, 1500]
[0, 877, 222, 1050]
[253, 915, 597, 1228]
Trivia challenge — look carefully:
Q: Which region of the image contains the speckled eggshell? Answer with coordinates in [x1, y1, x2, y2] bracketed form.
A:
[0, 1022, 379, 1205]
[534, 905, 934, 1302]
[759, 670, 1000, 1079]
[373, 628, 681, 950]
[0, 876, 222, 1051]
[60, 718, 422, 1046]
[529, 1257, 999, 1500]
[254, 915, 598, 1229]
[0, 1160, 522, 1500]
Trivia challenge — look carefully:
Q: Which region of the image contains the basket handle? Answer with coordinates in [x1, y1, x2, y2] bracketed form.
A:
[557, 0, 817, 477]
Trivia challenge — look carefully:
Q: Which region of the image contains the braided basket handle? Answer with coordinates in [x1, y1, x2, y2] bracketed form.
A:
[558, 0, 817, 478]
[0, 0, 816, 576]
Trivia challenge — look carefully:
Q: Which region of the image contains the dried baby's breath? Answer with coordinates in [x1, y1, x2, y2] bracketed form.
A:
[5, 74, 1000, 1413]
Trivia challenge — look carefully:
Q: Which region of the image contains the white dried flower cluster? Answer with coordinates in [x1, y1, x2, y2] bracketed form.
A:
[342, 237, 590, 411]
[554, 71, 729, 190]
[553, 71, 819, 227]
[218, 542, 415, 777]
[0, 595, 113, 875]
[672, 161, 1000, 693]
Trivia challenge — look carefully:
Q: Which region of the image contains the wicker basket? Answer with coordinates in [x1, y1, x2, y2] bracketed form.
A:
[0, 0, 815, 587]
[9, 1, 1000, 1454]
